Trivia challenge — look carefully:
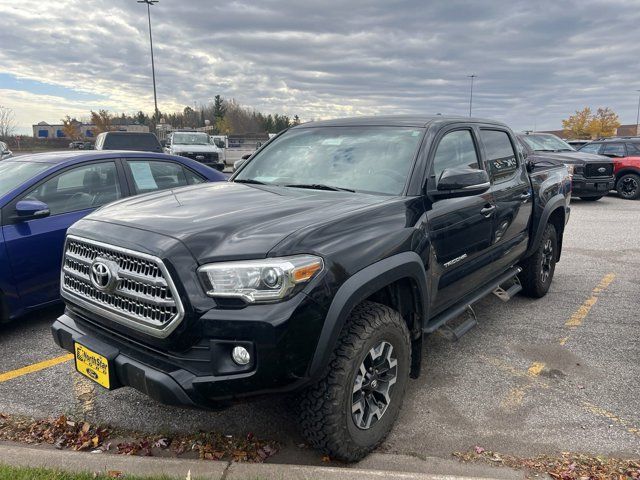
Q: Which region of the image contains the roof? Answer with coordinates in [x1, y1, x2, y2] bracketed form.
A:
[5, 150, 172, 164]
[292, 115, 506, 129]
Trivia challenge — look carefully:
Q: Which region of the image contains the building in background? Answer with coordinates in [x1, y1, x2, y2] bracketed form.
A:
[32, 121, 149, 139]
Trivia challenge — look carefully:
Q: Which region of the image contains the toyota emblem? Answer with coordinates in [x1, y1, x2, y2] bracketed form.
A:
[90, 260, 114, 292]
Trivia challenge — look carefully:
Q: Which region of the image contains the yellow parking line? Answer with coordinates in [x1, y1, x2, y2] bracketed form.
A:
[0, 354, 74, 383]
[527, 362, 545, 377]
[502, 361, 546, 409]
[565, 273, 615, 328]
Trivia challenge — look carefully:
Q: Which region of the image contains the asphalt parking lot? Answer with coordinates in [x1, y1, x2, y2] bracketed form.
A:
[0, 194, 638, 465]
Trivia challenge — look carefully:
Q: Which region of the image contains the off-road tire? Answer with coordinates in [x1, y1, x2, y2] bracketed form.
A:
[579, 196, 603, 201]
[519, 223, 557, 298]
[298, 301, 411, 462]
[616, 173, 640, 200]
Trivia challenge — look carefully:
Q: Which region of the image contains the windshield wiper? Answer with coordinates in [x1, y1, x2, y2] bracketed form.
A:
[235, 178, 266, 185]
[284, 183, 355, 193]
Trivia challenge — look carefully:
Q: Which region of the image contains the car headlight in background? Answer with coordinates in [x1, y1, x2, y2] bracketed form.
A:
[198, 255, 324, 303]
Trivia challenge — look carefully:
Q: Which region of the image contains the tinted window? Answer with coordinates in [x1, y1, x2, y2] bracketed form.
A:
[601, 143, 626, 157]
[626, 143, 640, 155]
[127, 160, 198, 194]
[480, 130, 518, 181]
[102, 134, 161, 151]
[432, 130, 480, 182]
[579, 143, 601, 154]
[23, 162, 121, 215]
[183, 168, 206, 185]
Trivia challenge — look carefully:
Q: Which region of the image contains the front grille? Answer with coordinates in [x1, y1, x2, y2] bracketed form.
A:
[181, 152, 219, 163]
[585, 163, 613, 178]
[61, 236, 184, 338]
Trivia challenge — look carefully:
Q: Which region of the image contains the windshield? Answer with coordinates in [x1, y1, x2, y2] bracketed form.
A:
[522, 134, 575, 152]
[172, 132, 210, 145]
[234, 126, 424, 195]
[0, 161, 51, 197]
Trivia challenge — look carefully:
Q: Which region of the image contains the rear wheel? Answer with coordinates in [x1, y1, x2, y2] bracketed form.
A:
[616, 173, 640, 200]
[519, 223, 557, 298]
[298, 301, 410, 462]
[579, 196, 603, 201]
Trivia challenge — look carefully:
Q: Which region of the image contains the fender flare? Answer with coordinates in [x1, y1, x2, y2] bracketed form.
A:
[307, 251, 428, 380]
[525, 193, 567, 258]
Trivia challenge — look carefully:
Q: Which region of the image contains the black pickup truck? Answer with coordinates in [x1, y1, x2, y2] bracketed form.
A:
[52, 116, 571, 461]
[517, 132, 614, 201]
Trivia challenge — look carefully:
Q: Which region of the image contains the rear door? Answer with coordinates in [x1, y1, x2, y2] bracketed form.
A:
[425, 126, 497, 313]
[122, 158, 206, 194]
[1, 160, 126, 307]
[478, 128, 532, 270]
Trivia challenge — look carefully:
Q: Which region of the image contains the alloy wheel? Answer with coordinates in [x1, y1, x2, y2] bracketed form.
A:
[540, 238, 554, 284]
[351, 341, 398, 430]
[619, 176, 639, 199]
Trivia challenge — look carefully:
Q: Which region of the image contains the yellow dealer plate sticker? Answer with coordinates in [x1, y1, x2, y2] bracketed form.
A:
[74, 343, 110, 389]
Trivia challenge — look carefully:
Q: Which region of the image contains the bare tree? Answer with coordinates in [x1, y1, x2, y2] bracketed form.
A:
[0, 106, 17, 139]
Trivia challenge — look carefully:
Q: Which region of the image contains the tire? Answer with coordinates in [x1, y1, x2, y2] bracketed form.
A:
[298, 301, 411, 462]
[579, 196, 603, 201]
[519, 223, 558, 298]
[616, 173, 640, 200]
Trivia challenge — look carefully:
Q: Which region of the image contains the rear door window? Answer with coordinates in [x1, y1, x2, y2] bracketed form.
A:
[126, 160, 204, 194]
[601, 143, 626, 157]
[480, 130, 518, 182]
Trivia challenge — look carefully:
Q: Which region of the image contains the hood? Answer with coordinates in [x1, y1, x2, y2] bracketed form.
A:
[82, 182, 387, 263]
[532, 151, 611, 164]
[171, 144, 220, 154]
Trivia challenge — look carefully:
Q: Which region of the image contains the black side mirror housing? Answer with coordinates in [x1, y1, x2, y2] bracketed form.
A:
[15, 200, 50, 220]
[241, 154, 251, 160]
[430, 167, 490, 199]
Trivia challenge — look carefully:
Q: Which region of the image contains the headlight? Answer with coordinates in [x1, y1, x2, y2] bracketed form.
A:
[198, 255, 323, 304]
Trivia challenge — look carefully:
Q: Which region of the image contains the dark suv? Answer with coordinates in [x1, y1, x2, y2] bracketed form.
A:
[518, 133, 614, 201]
[52, 116, 571, 461]
[579, 138, 640, 200]
[95, 131, 163, 153]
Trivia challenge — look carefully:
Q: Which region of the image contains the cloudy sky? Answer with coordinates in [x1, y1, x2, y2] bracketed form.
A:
[1, 0, 639, 134]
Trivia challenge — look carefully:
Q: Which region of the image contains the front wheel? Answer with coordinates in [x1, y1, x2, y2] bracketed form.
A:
[519, 223, 558, 298]
[298, 301, 410, 462]
[616, 173, 640, 200]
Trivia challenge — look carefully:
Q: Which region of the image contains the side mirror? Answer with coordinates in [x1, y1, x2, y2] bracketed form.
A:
[15, 200, 50, 220]
[241, 154, 251, 160]
[431, 167, 490, 199]
[214, 139, 225, 149]
[233, 159, 246, 171]
[160, 140, 167, 147]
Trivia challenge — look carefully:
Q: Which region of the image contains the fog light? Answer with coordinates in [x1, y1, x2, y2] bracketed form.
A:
[231, 346, 251, 366]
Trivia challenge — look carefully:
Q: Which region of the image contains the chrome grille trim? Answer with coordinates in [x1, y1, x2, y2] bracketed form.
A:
[60, 235, 185, 338]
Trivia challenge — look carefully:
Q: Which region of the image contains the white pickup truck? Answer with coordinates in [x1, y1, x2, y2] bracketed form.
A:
[163, 131, 225, 171]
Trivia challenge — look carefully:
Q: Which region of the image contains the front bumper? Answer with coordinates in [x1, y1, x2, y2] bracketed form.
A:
[52, 290, 328, 408]
[571, 175, 614, 197]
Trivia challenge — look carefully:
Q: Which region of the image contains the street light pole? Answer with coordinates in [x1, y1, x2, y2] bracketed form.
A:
[635, 90, 640, 136]
[138, 0, 159, 120]
[467, 74, 477, 117]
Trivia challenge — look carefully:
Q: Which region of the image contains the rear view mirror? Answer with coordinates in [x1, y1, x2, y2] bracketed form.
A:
[432, 167, 490, 199]
[15, 200, 50, 220]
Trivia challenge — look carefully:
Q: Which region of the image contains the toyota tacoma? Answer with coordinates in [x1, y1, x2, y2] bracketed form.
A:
[52, 116, 571, 461]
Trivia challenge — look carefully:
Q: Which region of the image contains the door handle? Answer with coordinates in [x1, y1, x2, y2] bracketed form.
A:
[519, 192, 531, 201]
[480, 205, 496, 217]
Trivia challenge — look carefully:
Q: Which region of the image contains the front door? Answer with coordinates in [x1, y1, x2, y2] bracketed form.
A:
[2, 161, 123, 308]
[425, 127, 497, 314]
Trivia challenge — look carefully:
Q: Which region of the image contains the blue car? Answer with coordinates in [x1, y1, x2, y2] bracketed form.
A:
[0, 150, 226, 323]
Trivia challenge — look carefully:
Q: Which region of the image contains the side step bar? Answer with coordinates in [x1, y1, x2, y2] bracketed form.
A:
[423, 266, 522, 337]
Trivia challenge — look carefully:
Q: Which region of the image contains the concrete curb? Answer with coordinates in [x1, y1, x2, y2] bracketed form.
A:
[0, 443, 511, 479]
